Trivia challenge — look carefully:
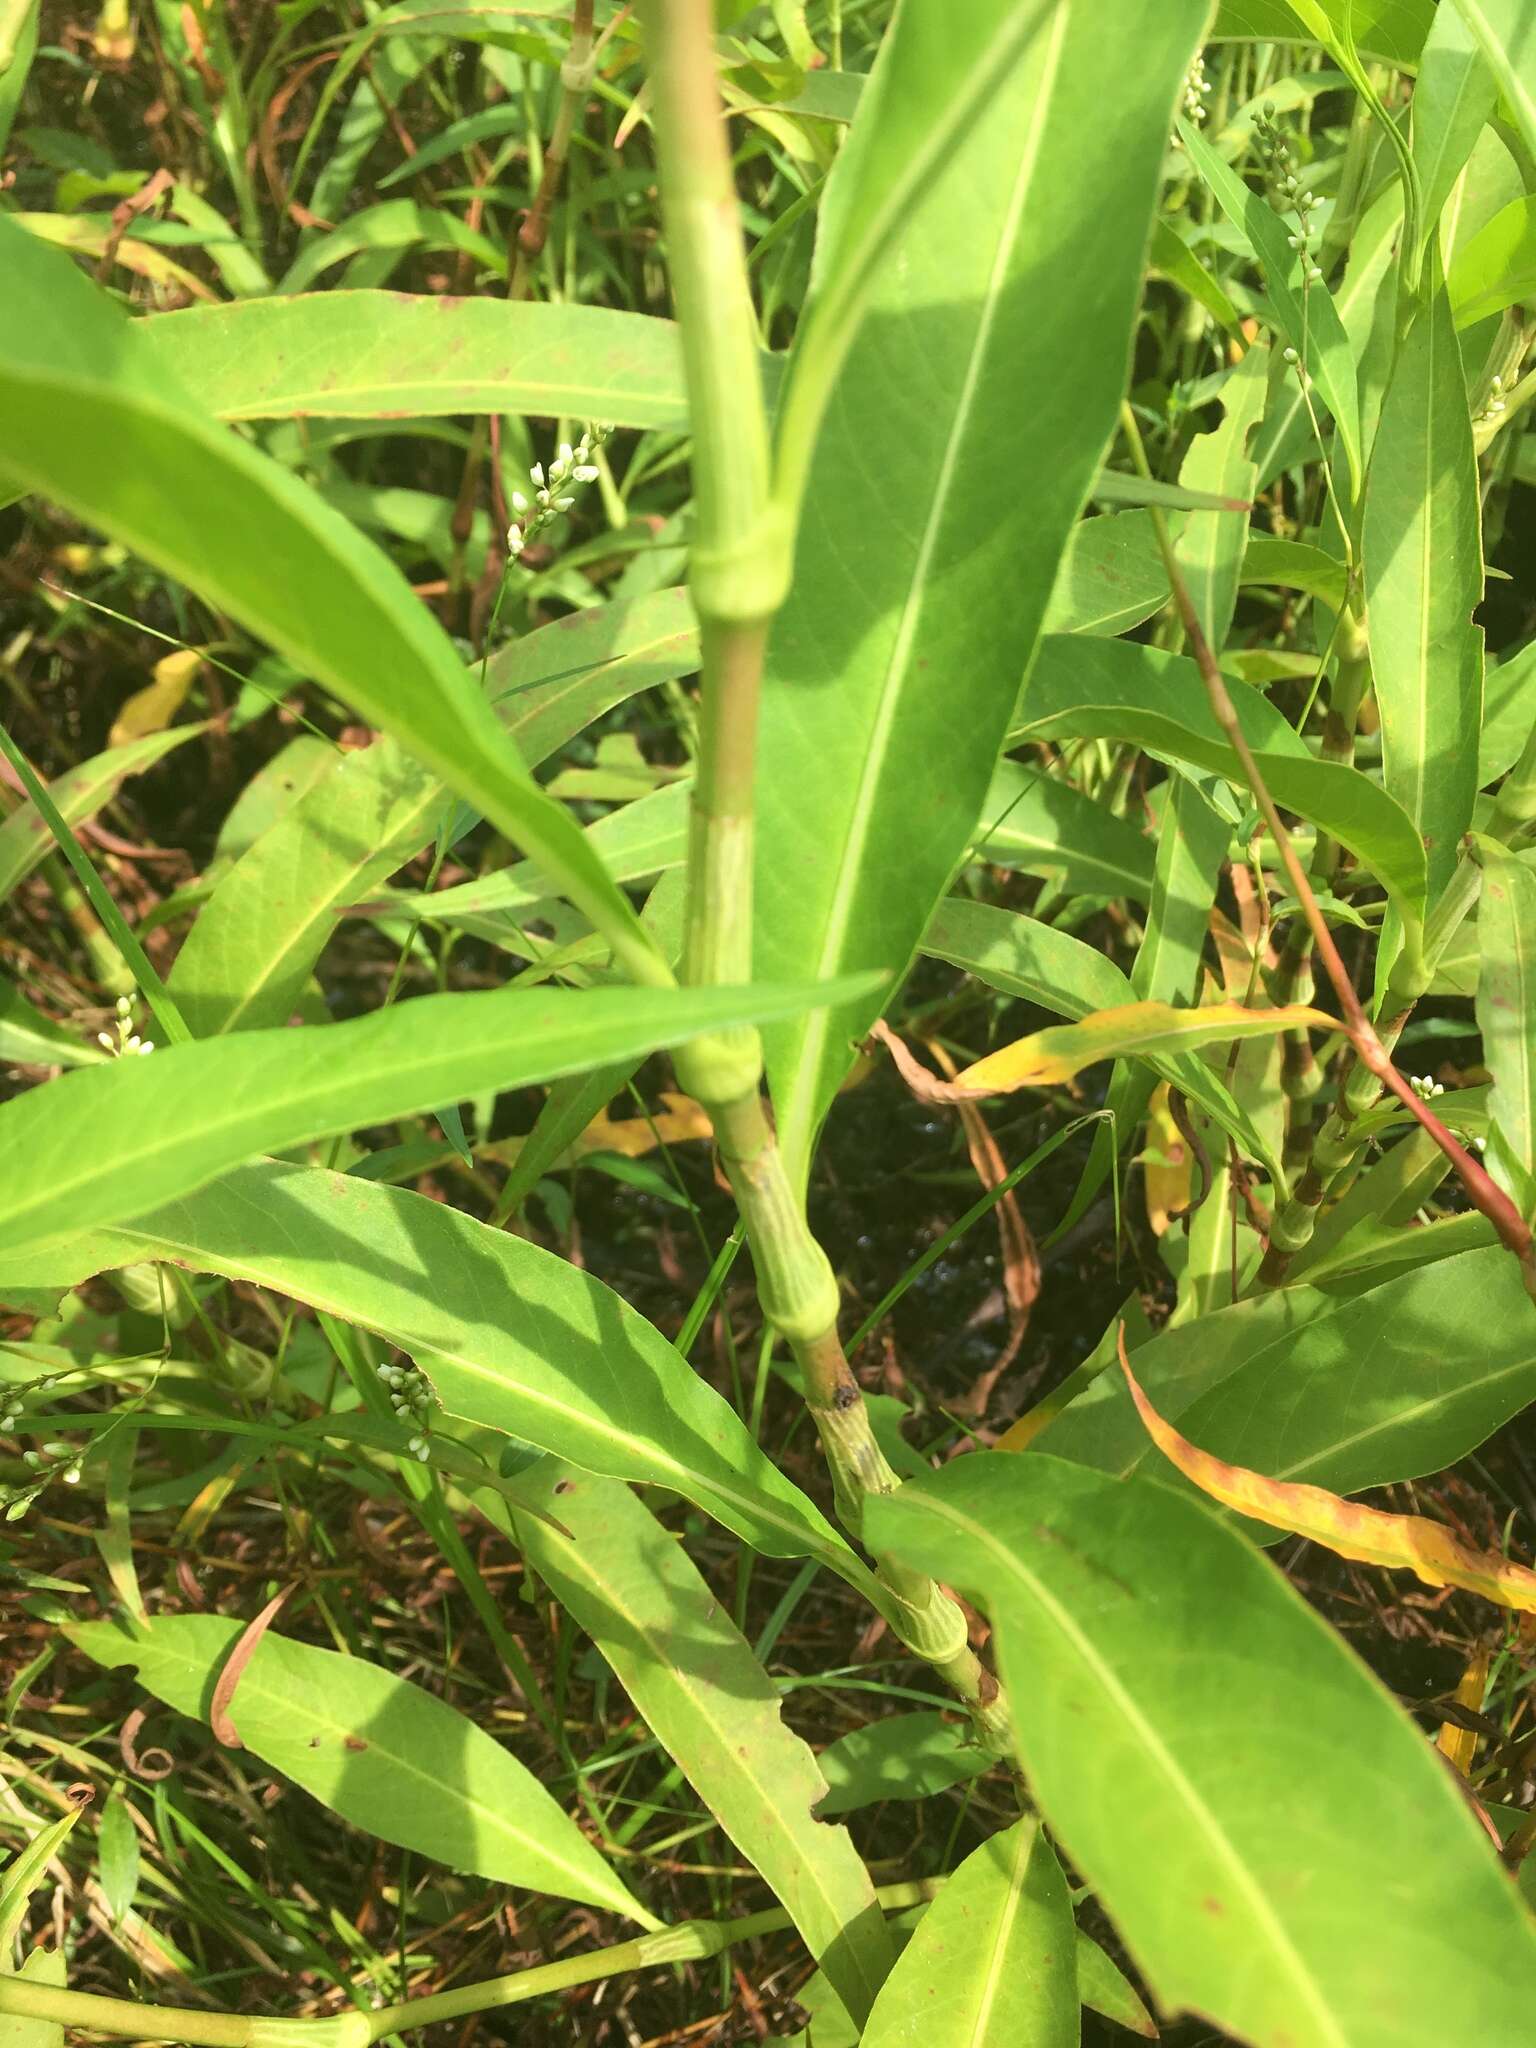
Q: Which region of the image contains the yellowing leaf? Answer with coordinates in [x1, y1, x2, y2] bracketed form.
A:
[955, 999, 1334, 1094]
[1143, 1080, 1193, 1236]
[576, 1090, 713, 1160]
[1119, 1332, 1536, 1613]
[1436, 1648, 1490, 1779]
[109, 648, 202, 745]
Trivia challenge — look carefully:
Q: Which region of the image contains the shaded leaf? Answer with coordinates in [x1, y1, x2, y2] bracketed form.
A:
[0, 724, 203, 907]
[1448, 195, 1536, 325]
[1477, 843, 1536, 1215]
[815, 1711, 992, 1817]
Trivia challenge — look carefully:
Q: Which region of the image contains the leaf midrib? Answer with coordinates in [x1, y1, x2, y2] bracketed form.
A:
[782, 4, 1073, 1164]
[940, 1497, 1351, 2046]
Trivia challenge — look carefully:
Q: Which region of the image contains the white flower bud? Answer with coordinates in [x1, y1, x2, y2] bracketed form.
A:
[573, 464, 599, 482]
[529, 463, 545, 488]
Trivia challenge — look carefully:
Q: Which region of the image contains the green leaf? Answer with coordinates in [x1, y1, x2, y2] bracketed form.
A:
[1174, 344, 1269, 652]
[1012, 635, 1429, 949]
[95, 1795, 139, 1926]
[1043, 512, 1173, 639]
[868, 1454, 1536, 2045]
[0, 725, 204, 906]
[68, 1615, 648, 1920]
[976, 761, 1154, 903]
[5, 1159, 863, 1575]
[0, 1807, 85, 1952]
[0, 0, 39, 157]
[0, 979, 874, 1257]
[862, 1820, 1076, 2047]
[1179, 119, 1363, 498]
[1033, 1247, 1536, 1510]
[389, 780, 691, 934]
[1411, 0, 1499, 257]
[772, 0, 1061, 510]
[0, 980, 106, 1069]
[1447, 195, 1536, 325]
[1452, 0, 1536, 162]
[924, 896, 1133, 1019]
[1478, 845, 1536, 1215]
[1211, 0, 1434, 65]
[6, 1948, 64, 2048]
[1150, 217, 1244, 334]
[756, 0, 1208, 1183]
[503, 1466, 894, 2025]
[137, 293, 716, 429]
[815, 1711, 992, 1817]
[1362, 285, 1484, 908]
[0, 215, 658, 984]
[1240, 534, 1350, 608]
[170, 590, 699, 1036]
[1483, 639, 1536, 784]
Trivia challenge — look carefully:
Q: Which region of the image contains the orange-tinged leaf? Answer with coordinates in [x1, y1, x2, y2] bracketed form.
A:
[955, 999, 1334, 1094]
[1118, 1330, 1536, 1613]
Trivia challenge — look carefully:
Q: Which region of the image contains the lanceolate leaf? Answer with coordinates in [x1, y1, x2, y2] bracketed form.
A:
[1362, 285, 1484, 907]
[975, 761, 1154, 903]
[1121, 1347, 1536, 1613]
[868, 1455, 1536, 2045]
[1, 1159, 864, 1577]
[504, 1467, 894, 2026]
[861, 1821, 1077, 2047]
[1211, 0, 1434, 65]
[137, 293, 717, 428]
[1179, 120, 1363, 498]
[0, 216, 657, 983]
[1452, 0, 1536, 162]
[1477, 844, 1536, 1215]
[0, 979, 875, 1256]
[756, 0, 1207, 1184]
[68, 1616, 648, 1921]
[0, 724, 205, 906]
[1411, 0, 1499, 256]
[1013, 635, 1429, 948]
[1034, 1247, 1536, 1507]
[955, 1000, 1333, 1095]
[1447, 195, 1536, 326]
[1174, 343, 1268, 652]
[169, 590, 699, 1036]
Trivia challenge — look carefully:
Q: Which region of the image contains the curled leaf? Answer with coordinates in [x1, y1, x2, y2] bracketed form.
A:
[1118, 1329, 1536, 1613]
[956, 999, 1335, 1094]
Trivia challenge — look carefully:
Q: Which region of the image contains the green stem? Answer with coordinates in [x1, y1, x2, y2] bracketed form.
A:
[635, 0, 1012, 1754]
[0, 1886, 943, 2045]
